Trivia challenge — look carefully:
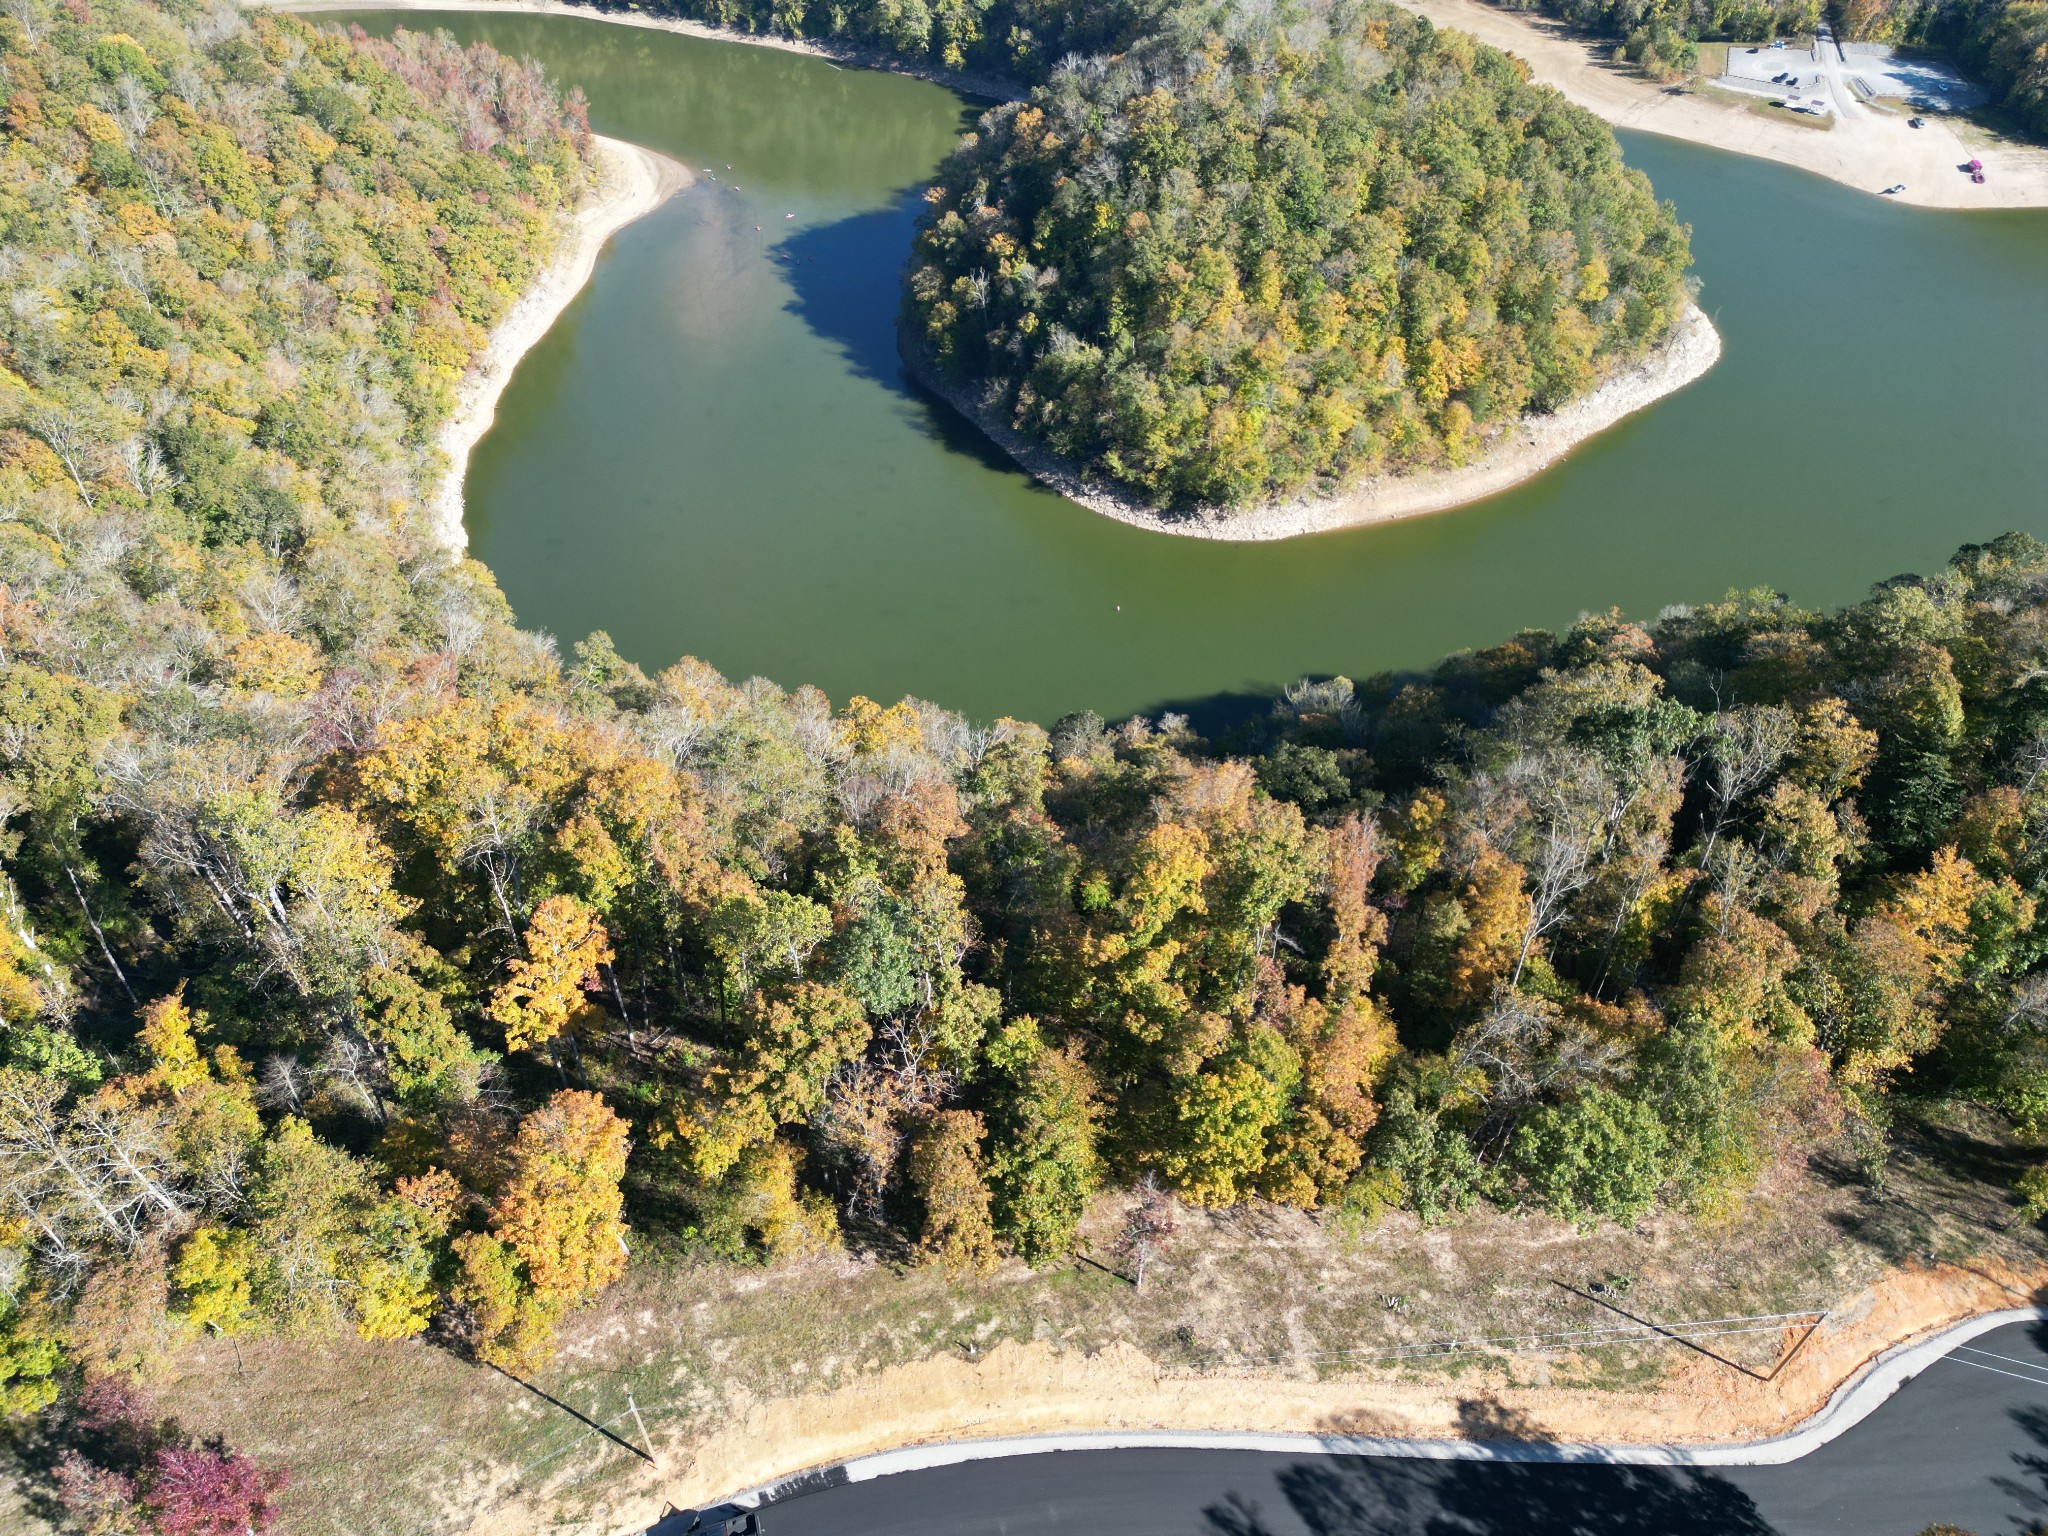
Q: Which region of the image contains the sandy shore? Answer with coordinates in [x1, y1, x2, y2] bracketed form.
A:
[902, 301, 1721, 542]
[427, 134, 690, 551]
[1391, 0, 2048, 208]
[274, 0, 1027, 101]
[280, 0, 2048, 208]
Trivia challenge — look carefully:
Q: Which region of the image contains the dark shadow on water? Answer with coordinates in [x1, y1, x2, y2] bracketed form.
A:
[1263, 1456, 1781, 1535]
[775, 181, 1049, 486]
[776, 190, 923, 396]
[1131, 686, 1285, 741]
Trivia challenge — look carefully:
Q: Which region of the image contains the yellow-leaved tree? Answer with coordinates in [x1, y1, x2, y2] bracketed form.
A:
[487, 896, 612, 1055]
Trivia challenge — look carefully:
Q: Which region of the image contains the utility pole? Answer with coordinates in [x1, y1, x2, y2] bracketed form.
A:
[207, 1320, 243, 1374]
[625, 1386, 655, 1466]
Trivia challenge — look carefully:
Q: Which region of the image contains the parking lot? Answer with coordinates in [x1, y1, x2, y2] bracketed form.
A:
[1716, 36, 1988, 118]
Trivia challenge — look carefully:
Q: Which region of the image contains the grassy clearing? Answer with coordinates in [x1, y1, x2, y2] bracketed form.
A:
[1758, 100, 1837, 130]
[3, 1102, 2040, 1536]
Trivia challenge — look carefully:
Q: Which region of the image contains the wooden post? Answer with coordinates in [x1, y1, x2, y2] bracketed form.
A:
[625, 1387, 654, 1465]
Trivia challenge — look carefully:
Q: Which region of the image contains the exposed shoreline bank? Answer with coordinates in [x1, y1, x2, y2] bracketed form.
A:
[901, 301, 1723, 542]
[274, 0, 1028, 102]
[427, 134, 690, 552]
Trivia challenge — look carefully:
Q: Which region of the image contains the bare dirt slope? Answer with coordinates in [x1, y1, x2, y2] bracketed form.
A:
[87, 1108, 2043, 1536]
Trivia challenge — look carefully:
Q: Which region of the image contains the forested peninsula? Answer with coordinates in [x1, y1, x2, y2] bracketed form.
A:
[446, 0, 1712, 521]
[904, 1, 1700, 513]
[0, 0, 2045, 1529]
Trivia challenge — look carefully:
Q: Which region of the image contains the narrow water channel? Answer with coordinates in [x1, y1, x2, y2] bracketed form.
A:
[332, 10, 2048, 725]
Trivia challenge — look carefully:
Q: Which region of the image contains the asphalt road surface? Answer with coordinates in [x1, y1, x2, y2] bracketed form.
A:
[759, 1320, 2048, 1535]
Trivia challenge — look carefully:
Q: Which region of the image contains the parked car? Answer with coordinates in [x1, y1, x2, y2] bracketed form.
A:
[645, 1505, 761, 1536]
[1908, 115, 1925, 127]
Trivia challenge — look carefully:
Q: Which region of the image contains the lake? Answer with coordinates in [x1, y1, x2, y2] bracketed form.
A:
[330, 9, 2048, 725]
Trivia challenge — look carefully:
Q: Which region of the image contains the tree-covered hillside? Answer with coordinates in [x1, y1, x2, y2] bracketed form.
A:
[565, 0, 1173, 82]
[905, 0, 1693, 508]
[3, 0, 2048, 1529]
[1502, 0, 1819, 80]
[0, 0, 604, 1503]
[1, 2, 595, 569]
[1839, 0, 2048, 136]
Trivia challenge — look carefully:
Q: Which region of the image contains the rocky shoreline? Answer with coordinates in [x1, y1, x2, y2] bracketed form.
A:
[899, 301, 1723, 542]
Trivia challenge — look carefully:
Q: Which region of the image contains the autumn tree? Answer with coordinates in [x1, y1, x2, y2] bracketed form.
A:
[487, 895, 612, 1055]
[908, 1110, 997, 1276]
[982, 1020, 1099, 1264]
[458, 1090, 630, 1368]
[144, 1445, 288, 1536]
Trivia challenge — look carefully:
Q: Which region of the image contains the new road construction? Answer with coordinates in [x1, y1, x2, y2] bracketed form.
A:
[746, 1316, 2048, 1535]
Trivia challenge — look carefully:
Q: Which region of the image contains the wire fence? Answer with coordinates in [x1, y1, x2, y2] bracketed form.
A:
[400, 1304, 1832, 1536]
[1167, 1308, 1830, 1374]
[398, 1387, 663, 1536]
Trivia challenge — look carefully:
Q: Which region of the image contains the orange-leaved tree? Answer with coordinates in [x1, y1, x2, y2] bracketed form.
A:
[455, 1089, 630, 1369]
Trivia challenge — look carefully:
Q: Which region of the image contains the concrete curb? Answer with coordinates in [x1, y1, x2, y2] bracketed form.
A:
[739, 1306, 2048, 1505]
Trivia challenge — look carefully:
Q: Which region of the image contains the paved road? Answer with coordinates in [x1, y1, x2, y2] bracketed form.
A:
[1812, 24, 1866, 124]
[758, 1320, 2048, 1535]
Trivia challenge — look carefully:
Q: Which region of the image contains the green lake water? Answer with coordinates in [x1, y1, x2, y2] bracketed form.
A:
[332, 10, 2048, 725]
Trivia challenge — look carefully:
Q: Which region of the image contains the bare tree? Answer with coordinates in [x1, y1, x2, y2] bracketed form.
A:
[0, 1072, 188, 1260]
[1692, 706, 1798, 869]
[1450, 989, 1622, 1150]
[1116, 1175, 1179, 1289]
[2, 0, 42, 46]
[815, 1062, 911, 1220]
[1464, 748, 1617, 987]
[24, 404, 100, 507]
[2002, 972, 2048, 1036]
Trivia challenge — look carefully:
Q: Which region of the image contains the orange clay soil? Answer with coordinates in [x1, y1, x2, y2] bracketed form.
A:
[472, 1253, 2044, 1536]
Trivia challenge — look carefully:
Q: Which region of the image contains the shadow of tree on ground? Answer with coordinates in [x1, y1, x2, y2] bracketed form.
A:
[1248, 1455, 1782, 1536]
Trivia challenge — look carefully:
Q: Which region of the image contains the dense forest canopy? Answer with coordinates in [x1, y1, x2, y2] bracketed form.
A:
[555, 0, 1174, 81]
[1, 0, 2047, 1526]
[904, 0, 1694, 507]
